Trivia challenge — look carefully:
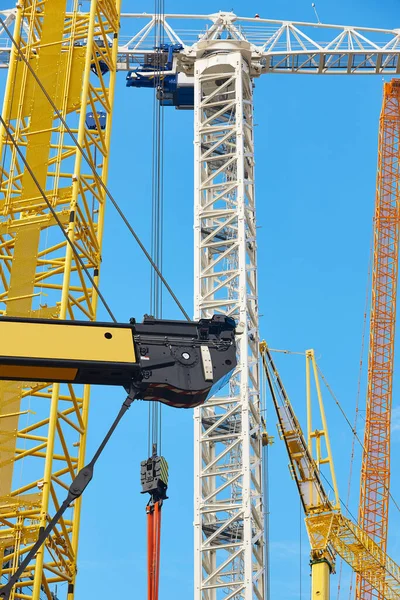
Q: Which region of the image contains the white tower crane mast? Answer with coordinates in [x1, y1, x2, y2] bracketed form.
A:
[1, 9, 400, 600]
[193, 46, 263, 600]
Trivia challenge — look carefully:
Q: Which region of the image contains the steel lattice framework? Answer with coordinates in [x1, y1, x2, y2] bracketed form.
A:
[0, 1, 120, 599]
[193, 52, 263, 600]
[1, 10, 400, 74]
[260, 343, 400, 600]
[357, 80, 400, 600]
[1, 8, 400, 600]
[307, 512, 400, 600]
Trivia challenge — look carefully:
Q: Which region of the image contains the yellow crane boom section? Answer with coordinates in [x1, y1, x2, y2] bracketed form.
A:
[260, 343, 400, 600]
[0, 1, 121, 599]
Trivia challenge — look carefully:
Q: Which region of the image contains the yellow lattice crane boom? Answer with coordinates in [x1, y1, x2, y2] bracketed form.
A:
[357, 79, 400, 600]
[260, 343, 400, 600]
[0, 1, 121, 598]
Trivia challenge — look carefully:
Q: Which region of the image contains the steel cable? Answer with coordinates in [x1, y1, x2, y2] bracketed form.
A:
[0, 14, 190, 322]
[0, 113, 117, 322]
[317, 364, 400, 516]
[337, 231, 373, 600]
[148, 0, 166, 457]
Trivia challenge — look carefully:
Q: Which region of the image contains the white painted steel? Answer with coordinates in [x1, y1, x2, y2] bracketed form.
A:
[194, 49, 264, 600]
[1, 10, 400, 72]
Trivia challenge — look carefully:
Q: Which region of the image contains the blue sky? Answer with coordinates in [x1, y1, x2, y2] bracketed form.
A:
[2, 0, 400, 598]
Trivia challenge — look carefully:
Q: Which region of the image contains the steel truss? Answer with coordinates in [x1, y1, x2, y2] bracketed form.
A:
[1, 8, 400, 600]
[193, 50, 263, 600]
[356, 80, 400, 600]
[0, 1, 120, 599]
[3, 11, 400, 74]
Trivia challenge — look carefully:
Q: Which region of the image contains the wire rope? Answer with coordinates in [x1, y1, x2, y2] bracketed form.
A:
[266, 348, 400, 595]
[336, 231, 373, 600]
[0, 113, 117, 322]
[317, 365, 400, 516]
[0, 14, 190, 322]
[148, 0, 166, 457]
[267, 343, 400, 517]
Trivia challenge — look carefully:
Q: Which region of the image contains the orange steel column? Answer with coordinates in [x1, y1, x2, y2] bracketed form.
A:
[357, 80, 400, 600]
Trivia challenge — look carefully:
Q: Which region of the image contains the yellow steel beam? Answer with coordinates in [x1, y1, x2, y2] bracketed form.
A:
[0, 1, 121, 599]
[260, 343, 400, 600]
[311, 560, 330, 600]
[307, 513, 400, 600]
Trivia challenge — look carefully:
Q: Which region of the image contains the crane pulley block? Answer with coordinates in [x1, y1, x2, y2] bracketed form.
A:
[0, 314, 236, 408]
[141, 455, 169, 502]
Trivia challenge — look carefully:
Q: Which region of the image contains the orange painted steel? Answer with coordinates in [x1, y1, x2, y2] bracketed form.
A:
[146, 502, 162, 600]
[357, 80, 400, 600]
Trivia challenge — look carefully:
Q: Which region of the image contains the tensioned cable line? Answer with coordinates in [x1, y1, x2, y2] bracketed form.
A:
[266, 367, 358, 523]
[0, 113, 117, 323]
[148, 0, 166, 457]
[0, 15, 190, 322]
[264, 367, 400, 592]
[313, 470, 400, 592]
[267, 347, 400, 518]
[337, 232, 373, 600]
[317, 364, 400, 517]
[0, 6, 116, 321]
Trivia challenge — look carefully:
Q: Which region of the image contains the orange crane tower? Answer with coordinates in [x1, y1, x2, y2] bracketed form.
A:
[357, 79, 400, 600]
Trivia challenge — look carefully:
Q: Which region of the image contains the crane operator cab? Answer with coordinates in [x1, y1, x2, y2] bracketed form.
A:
[0, 314, 237, 407]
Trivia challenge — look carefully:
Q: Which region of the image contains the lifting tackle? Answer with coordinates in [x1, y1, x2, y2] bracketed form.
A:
[141, 454, 169, 600]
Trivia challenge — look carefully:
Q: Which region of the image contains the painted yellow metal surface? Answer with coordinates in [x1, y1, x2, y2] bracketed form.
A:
[0, 0, 121, 599]
[0, 365, 78, 382]
[311, 561, 330, 600]
[0, 321, 135, 363]
[305, 350, 340, 512]
[260, 343, 400, 600]
[307, 513, 400, 600]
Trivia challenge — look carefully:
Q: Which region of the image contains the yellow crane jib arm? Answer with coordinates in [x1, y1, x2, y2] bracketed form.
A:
[306, 513, 400, 600]
[260, 342, 400, 600]
[260, 344, 333, 515]
[0, 315, 237, 408]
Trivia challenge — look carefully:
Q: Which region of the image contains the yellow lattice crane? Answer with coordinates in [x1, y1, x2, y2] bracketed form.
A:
[260, 343, 400, 600]
[0, 4, 239, 600]
[0, 1, 121, 598]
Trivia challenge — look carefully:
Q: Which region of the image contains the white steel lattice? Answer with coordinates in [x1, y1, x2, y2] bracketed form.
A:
[2, 10, 400, 73]
[193, 51, 264, 600]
